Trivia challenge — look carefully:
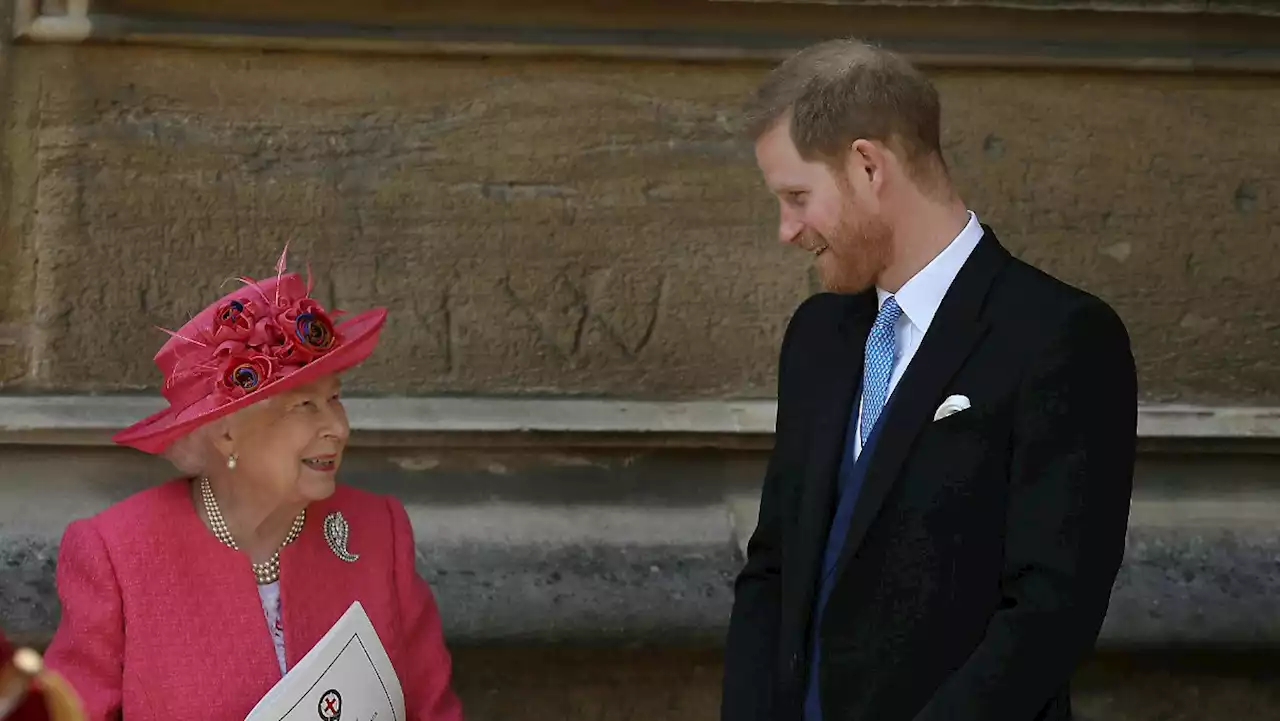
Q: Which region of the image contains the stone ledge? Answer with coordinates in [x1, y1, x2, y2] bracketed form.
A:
[4, 501, 1279, 647]
[13, 0, 1280, 72]
[1, 396, 1278, 448]
[714, 0, 1278, 14]
[0, 396, 777, 441]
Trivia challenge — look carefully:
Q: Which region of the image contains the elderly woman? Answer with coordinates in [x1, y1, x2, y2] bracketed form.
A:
[41, 251, 463, 721]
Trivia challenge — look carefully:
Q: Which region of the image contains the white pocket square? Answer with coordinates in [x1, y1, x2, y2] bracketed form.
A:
[933, 394, 971, 421]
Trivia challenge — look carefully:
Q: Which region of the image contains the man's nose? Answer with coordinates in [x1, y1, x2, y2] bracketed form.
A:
[778, 209, 803, 245]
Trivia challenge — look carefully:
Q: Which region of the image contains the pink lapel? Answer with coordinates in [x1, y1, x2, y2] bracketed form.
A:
[160, 481, 289, 709]
[278, 495, 369, 671]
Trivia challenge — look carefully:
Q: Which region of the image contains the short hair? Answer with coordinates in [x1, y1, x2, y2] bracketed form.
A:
[745, 38, 946, 180]
[159, 409, 250, 477]
[161, 423, 221, 477]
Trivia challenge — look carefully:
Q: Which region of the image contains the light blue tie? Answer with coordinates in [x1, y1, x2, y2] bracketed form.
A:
[860, 296, 902, 448]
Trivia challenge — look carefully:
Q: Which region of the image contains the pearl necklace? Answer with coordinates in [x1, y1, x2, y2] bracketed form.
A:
[199, 477, 306, 585]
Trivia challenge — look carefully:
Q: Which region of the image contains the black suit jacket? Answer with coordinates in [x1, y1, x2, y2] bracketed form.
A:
[722, 228, 1137, 721]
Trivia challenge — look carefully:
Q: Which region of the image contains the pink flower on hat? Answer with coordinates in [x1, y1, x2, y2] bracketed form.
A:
[216, 353, 277, 400]
[199, 274, 345, 395]
[273, 297, 340, 363]
[205, 298, 256, 345]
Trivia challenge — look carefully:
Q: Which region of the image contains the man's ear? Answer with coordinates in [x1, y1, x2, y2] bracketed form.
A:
[848, 138, 890, 190]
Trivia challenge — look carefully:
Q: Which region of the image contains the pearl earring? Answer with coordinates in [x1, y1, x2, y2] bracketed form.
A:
[227, 453, 238, 470]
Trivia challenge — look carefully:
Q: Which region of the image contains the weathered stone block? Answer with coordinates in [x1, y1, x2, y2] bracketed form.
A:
[3, 444, 1280, 648]
[0, 19, 33, 388]
[1102, 527, 1280, 646]
[5, 46, 1278, 402]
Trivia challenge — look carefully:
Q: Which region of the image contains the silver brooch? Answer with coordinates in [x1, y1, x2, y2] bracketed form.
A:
[323, 511, 360, 563]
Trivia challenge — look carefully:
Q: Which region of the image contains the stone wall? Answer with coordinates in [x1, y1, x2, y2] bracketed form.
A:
[1, 45, 1277, 403]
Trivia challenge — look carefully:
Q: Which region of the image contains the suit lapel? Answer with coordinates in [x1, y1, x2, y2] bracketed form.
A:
[782, 291, 875, 633]
[829, 230, 1011, 583]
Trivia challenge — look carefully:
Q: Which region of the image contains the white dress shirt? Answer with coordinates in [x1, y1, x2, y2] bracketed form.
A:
[853, 210, 985, 459]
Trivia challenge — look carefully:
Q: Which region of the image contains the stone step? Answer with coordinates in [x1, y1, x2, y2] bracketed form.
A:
[446, 647, 1280, 721]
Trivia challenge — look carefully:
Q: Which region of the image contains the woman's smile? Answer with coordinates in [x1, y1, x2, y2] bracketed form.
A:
[301, 455, 337, 472]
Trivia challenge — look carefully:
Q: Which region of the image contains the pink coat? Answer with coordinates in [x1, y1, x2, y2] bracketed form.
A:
[42, 479, 464, 721]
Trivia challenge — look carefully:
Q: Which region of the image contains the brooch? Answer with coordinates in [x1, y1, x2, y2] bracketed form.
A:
[323, 511, 360, 563]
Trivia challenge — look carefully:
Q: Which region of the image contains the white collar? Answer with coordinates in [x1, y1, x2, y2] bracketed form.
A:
[876, 210, 984, 334]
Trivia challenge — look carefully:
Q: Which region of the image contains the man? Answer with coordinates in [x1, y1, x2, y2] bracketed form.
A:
[721, 39, 1137, 721]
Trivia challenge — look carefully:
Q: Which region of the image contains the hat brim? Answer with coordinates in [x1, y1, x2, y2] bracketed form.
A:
[112, 307, 387, 455]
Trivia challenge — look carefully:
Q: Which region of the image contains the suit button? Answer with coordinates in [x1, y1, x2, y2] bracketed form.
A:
[790, 653, 800, 670]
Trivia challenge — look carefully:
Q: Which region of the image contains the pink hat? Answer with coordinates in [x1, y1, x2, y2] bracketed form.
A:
[113, 248, 386, 454]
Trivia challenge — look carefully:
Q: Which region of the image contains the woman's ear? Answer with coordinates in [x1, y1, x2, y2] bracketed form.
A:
[211, 401, 276, 459]
[207, 416, 237, 459]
